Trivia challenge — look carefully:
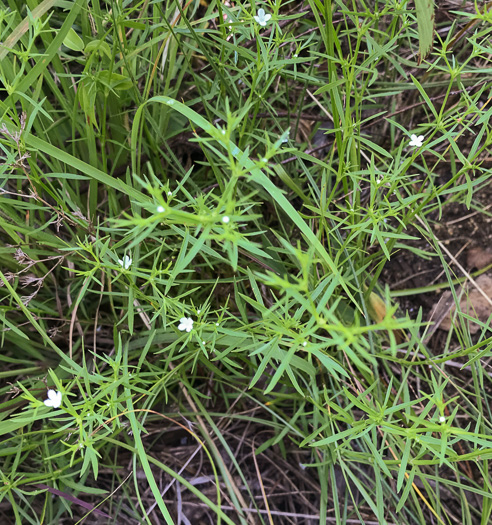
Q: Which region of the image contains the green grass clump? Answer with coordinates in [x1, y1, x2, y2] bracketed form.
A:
[1, 1, 492, 523]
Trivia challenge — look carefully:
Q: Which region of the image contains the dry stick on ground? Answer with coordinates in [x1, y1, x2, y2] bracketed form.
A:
[252, 446, 320, 514]
[446, 203, 492, 226]
[416, 214, 492, 307]
[251, 436, 274, 525]
[143, 445, 203, 518]
[429, 239, 472, 287]
[166, 501, 397, 524]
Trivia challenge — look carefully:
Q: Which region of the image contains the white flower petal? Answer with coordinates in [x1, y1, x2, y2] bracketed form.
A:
[118, 255, 132, 269]
[178, 317, 194, 332]
[254, 8, 271, 26]
[44, 389, 62, 408]
[408, 134, 424, 147]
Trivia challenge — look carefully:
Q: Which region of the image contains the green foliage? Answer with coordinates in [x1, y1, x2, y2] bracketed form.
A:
[0, 0, 491, 523]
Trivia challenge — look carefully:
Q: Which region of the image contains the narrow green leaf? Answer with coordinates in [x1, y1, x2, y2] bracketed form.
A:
[415, 0, 435, 62]
[410, 75, 437, 118]
[397, 438, 412, 492]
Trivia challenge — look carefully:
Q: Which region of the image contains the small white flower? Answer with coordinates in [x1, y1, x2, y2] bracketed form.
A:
[216, 322, 219, 326]
[222, 216, 230, 223]
[118, 255, 132, 269]
[157, 205, 165, 213]
[197, 309, 201, 314]
[44, 389, 62, 409]
[254, 8, 272, 26]
[202, 341, 206, 345]
[409, 134, 424, 148]
[167, 191, 173, 196]
[178, 317, 194, 332]
[439, 415, 446, 423]
[302, 341, 307, 347]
